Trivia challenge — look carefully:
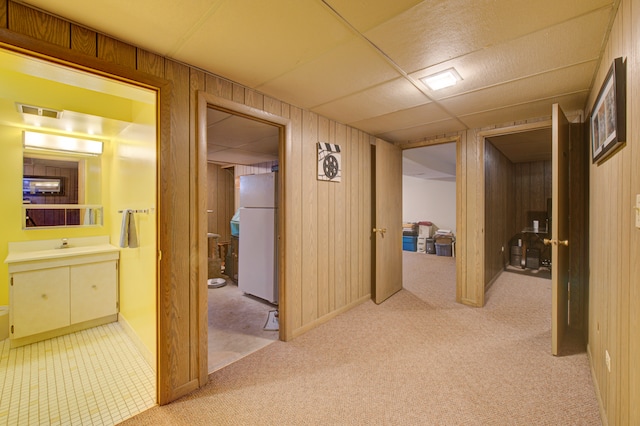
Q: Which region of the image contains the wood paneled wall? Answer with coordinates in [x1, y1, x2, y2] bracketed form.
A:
[483, 139, 556, 288]
[483, 141, 514, 286]
[513, 161, 552, 232]
[0, 0, 372, 404]
[586, 0, 639, 424]
[206, 163, 235, 243]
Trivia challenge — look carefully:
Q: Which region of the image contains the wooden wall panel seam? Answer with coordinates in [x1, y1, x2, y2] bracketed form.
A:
[1, 0, 7, 28]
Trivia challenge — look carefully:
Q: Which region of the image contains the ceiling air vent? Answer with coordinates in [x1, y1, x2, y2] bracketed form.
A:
[16, 103, 63, 119]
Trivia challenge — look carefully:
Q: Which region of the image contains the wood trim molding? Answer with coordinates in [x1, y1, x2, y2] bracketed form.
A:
[477, 120, 552, 139]
[396, 135, 460, 150]
[0, 28, 174, 405]
[474, 120, 553, 307]
[395, 135, 465, 306]
[196, 91, 291, 346]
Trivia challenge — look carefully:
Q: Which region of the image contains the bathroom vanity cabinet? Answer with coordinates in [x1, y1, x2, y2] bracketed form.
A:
[5, 237, 120, 347]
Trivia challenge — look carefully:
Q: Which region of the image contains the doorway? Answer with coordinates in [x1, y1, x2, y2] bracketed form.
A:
[484, 126, 553, 286]
[201, 99, 286, 373]
[0, 48, 157, 423]
[401, 142, 457, 300]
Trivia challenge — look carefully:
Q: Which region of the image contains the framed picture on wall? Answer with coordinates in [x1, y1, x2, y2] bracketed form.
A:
[317, 142, 342, 182]
[590, 56, 626, 164]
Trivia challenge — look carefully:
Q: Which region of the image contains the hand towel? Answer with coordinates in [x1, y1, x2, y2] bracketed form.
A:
[127, 210, 139, 248]
[119, 209, 130, 248]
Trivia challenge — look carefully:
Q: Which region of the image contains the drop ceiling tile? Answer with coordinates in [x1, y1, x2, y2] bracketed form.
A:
[208, 121, 278, 148]
[366, 0, 613, 73]
[323, 0, 423, 32]
[378, 119, 467, 144]
[311, 78, 429, 124]
[350, 102, 450, 136]
[409, 9, 610, 100]
[256, 37, 401, 109]
[459, 93, 588, 130]
[176, 0, 354, 88]
[239, 137, 279, 155]
[439, 62, 596, 117]
[404, 144, 456, 176]
[488, 129, 553, 163]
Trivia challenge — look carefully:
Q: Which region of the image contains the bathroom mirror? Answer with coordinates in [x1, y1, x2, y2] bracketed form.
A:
[22, 154, 103, 228]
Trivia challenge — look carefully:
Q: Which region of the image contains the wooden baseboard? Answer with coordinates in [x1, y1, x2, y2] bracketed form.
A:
[587, 344, 609, 426]
[290, 294, 371, 340]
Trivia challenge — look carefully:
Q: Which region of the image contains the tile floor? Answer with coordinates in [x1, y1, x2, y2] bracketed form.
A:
[0, 322, 155, 425]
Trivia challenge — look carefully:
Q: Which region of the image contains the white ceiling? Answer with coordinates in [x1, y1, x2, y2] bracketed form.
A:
[17, 0, 619, 171]
[207, 108, 279, 167]
[403, 143, 456, 181]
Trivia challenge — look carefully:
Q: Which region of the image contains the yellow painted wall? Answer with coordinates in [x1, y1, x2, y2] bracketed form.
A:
[0, 116, 156, 367]
[0, 124, 106, 306]
[107, 128, 157, 364]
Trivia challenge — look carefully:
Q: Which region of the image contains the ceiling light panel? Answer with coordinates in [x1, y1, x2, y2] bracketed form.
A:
[420, 68, 462, 91]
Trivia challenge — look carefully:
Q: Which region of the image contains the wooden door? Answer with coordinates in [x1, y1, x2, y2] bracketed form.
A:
[551, 103, 570, 356]
[373, 138, 403, 304]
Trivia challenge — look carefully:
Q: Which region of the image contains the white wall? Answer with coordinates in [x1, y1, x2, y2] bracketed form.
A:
[403, 175, 456, 233]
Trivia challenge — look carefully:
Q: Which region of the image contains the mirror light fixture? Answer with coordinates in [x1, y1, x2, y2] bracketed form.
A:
[23, 130, 103, 155]
[420, 68, 462, 91]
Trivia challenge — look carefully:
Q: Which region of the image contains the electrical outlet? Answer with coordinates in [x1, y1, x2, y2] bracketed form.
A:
[605, 350, 611, 373]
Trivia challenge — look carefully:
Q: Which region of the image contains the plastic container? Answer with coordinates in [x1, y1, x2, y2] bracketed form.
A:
[230, 209, 240, 237]
[435, 242, 452, 257]
[402, 236, 417, 251]
[426, 238, 436, 254]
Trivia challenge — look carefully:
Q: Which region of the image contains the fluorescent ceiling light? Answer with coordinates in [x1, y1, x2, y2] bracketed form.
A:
[420, 68, 462, 91]
[23, 130, 103, 155]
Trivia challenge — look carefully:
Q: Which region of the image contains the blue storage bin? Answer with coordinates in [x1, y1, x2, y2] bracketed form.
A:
[402, 235, 417, 251]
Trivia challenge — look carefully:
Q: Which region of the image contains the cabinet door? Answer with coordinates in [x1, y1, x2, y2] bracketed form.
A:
[70, 261, 118, 324]
[11, 267, 70, 338]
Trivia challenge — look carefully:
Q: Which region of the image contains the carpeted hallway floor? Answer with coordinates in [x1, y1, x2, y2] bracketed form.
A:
[122, 252, 601, 425]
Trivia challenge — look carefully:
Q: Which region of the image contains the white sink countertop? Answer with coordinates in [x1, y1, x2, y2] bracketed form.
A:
[5, 236, 119, 264]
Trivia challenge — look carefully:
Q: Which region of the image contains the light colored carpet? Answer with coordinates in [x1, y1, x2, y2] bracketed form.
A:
[122, 252, 600, 425]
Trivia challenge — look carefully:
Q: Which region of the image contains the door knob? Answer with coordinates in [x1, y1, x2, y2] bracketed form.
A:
[372, 227, 387, 235]
[543, 238, 569, 247]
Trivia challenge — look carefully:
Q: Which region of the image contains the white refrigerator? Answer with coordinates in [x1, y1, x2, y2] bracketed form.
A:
[238, 172, 278, 303]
